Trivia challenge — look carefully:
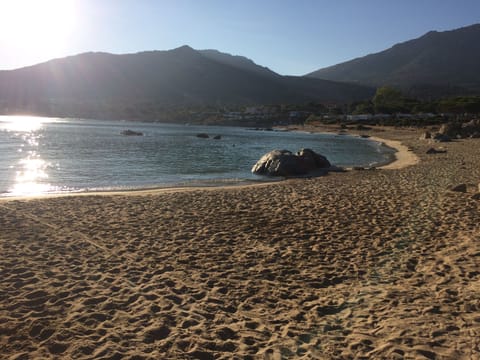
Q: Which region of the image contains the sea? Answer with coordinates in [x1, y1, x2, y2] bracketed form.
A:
[0, 116, 396, 197]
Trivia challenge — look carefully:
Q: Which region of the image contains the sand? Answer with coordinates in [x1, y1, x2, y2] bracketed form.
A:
[1, 125, 479, 359]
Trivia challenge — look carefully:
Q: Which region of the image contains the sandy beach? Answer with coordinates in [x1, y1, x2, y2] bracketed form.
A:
[1, 125, 479, 359]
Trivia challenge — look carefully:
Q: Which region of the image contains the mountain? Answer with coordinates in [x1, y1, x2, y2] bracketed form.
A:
[306, 24, 480, 97]
[198, 49, 279, 78]
[0, 46, 373, 120]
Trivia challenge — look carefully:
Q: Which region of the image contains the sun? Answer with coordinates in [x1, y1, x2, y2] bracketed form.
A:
[0, 0, 77, 55]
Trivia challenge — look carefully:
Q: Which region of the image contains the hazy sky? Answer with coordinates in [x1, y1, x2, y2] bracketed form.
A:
[0, 0, 478, 75]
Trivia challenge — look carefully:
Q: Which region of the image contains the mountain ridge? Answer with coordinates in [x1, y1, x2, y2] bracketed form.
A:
[0, 46, 373, 119]
[306, 23, 480, 97]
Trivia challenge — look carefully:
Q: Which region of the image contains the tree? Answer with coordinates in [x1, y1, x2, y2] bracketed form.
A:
[351, 101, 374, 114]
[372, 86, 408, 114]
[437, 96, 480, 114]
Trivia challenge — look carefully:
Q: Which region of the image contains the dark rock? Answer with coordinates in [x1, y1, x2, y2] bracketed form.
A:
[251, 150, 298, 176]
[359, 134, 370, 138]
[121, 129, 143, 136]
[353, 166, 365, 171]
[471, 193, 480, 200]
[439, 122, 462, 137]
[426, 147, 447, 154]
[252, 148, 331, 177]
[213, 135, 221, 140]
[462, 119, 480, 137]
[450, 184, 467, 193]
[196, 133, 209, 138]
[433, 133, 451, 142]
[297, 148, 331, 168]
[355, 124, 371, 131]
[438, 120, 480, 139]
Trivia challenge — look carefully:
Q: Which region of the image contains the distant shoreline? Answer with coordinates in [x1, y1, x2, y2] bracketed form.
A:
[282, 124, 420, 170]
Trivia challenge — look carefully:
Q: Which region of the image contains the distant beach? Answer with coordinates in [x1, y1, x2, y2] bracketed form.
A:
[1, 125, 479, 359]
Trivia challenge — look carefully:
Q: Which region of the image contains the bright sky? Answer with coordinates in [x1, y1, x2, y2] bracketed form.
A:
[0, 0, 478, 75]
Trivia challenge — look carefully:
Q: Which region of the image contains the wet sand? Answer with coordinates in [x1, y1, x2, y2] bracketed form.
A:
[1, 125, 479, 359]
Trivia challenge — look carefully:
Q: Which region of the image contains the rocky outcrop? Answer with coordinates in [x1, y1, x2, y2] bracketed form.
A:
[461, 119, 480, 138]
[251, 149, 331, 177]
[433, 120, 480, 139]
[433, 133, 452, 142]
[438, 123, 461, 137]
[419, 120, 480, 142]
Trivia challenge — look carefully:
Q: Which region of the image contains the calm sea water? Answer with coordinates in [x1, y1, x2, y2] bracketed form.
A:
[0, 116, 395, 197]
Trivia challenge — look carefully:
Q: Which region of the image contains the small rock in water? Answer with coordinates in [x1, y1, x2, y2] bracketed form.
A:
[213, 135, 221, 140]
[121, 129, 143, 136]
[196, 133, 209, 139]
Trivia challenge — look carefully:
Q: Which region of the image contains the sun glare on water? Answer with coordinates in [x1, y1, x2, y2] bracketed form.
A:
[0, 0, 77, 55]
[0, 116, 60, 196]
[1, 115, 49, 132]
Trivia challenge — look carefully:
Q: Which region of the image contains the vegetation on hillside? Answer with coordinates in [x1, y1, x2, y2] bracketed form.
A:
[348, 87, 480, 116]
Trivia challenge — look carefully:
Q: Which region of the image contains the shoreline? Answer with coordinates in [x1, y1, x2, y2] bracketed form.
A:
[286, 123, 420, 171]
[0, 127, 417, 201]
[369, 135, 419, 169]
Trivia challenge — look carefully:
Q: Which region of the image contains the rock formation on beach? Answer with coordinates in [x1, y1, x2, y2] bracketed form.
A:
[251, 148, 331, 176]
[438, 120, 480, 139]
[418, 120, 480, 143]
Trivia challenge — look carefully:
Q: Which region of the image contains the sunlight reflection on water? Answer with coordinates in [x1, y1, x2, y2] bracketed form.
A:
[0, 116, 58, 196]
[1, 115, 47, 132]
[10, 153, 53, 196]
